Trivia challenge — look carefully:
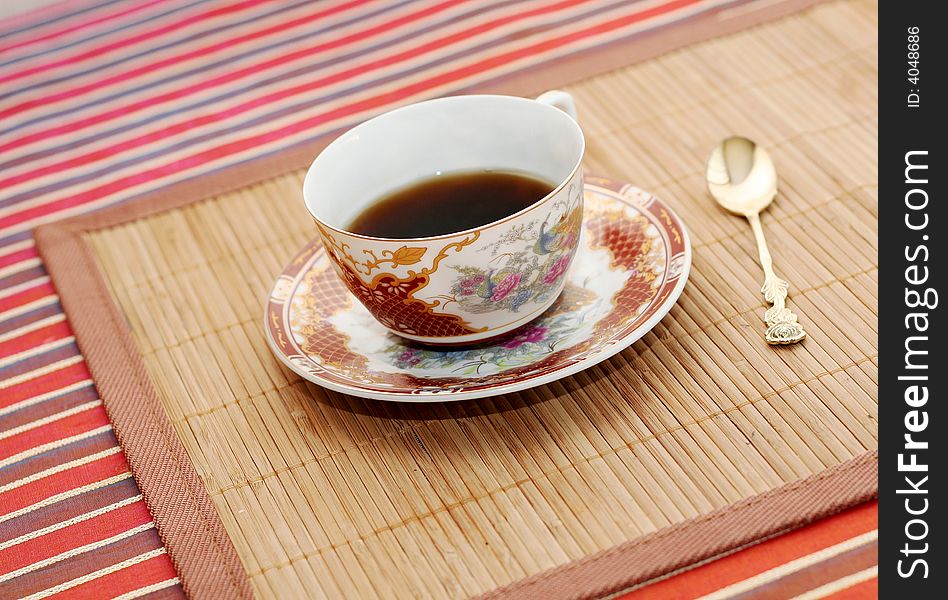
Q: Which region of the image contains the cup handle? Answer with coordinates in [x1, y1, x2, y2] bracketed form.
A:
[536, 90, 578, 121]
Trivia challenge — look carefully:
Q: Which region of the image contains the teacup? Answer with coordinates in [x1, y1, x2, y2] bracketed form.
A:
[303, 91, 585, 345]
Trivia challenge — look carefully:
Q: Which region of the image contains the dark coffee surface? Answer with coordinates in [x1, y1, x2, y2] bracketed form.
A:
[346, 170, 555, 238]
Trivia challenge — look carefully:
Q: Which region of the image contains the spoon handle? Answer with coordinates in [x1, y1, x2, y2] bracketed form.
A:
[747, 212, 806, 345]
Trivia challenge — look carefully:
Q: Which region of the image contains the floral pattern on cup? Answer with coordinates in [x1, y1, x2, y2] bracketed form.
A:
[445, 187, 582, 315]
[310, 173, 584, 344]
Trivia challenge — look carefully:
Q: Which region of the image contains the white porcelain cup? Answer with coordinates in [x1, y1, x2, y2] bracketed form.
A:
[303, 91, 585, 345]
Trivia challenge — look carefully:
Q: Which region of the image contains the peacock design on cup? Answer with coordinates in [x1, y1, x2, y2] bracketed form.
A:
[444, 184, 582, 315]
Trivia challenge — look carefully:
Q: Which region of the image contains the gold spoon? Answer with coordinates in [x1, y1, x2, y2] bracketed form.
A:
[706, 136, 806, 345]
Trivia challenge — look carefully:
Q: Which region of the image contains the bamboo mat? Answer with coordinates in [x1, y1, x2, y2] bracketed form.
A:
[39, 1, 877, 598]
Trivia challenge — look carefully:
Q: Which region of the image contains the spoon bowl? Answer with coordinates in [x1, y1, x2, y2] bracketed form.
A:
[706, 136, 778, 216]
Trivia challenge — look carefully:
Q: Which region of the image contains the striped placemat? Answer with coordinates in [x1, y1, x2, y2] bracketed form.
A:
[27, 0, 877, 597]
[620, 501, 878, 599]
[2, 0, 876, 598]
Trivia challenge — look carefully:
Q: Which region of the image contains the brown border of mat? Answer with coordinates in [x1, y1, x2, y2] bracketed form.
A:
[31, 0, 866, 597]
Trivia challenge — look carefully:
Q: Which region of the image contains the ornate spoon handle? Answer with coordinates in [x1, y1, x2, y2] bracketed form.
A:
[747, 212, 806, 345]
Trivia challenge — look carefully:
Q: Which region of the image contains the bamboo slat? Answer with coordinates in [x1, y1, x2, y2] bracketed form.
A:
[84, 2, 877, 597]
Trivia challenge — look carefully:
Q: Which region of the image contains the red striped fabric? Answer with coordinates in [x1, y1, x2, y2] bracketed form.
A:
[0, 0, 874, 598]
[625, 502, 879, 599]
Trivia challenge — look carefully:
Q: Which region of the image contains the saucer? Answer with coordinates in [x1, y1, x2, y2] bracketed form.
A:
[265, 175, 690, 401]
